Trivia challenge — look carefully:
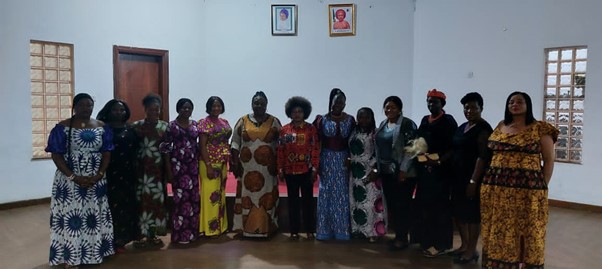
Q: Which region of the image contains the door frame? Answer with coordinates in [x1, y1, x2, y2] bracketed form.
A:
[113, 45, 169, 121]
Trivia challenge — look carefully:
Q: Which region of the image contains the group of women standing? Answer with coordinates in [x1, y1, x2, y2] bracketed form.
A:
[47, 88, 558, 269]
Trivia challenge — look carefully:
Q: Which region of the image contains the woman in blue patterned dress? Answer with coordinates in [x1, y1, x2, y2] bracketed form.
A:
[313, 88, 355, 240]
[348, 107, 387, 242]
[160, 98, 200, 244]
[46, 93, 114, 269]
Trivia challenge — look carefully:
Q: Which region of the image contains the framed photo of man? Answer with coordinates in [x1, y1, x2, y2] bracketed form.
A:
[328, 4, 356, 36]
[272, 5, 297, 36]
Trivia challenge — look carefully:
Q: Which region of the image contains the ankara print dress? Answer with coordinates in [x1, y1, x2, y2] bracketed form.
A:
[198, 116, 231, 236]
[133, 119, 169, 237]
[481, 121, 558, 269]
[160, 120, 200, 243]
[348, 129, 387, 238]
[231, 114, 281, 237]
[314, 113, 355, 240]
[46, 125, 115, 266]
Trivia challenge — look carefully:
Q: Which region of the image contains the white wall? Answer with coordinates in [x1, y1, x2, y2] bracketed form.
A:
[0, 0, 415, 203]
[413, 0, 602, 206]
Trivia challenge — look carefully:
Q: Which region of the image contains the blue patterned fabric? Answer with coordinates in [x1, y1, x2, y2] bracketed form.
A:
[315, 115, 354, 240]
[46, 125, 115, 266]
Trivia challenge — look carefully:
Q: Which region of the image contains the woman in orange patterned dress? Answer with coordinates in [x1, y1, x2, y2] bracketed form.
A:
[230, 91, 282, 238]
[480, 92, 558, 269]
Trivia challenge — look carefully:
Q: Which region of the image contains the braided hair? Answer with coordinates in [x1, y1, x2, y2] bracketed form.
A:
[328, 88, 345, 114]
[67, 93, 94, 169]
[252, 91, 268, 103]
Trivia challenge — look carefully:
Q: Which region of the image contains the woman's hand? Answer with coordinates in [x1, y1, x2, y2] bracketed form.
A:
[166, 169, 174, 184]
[466, 182, 478, 200]
[398, 170, 407, 183]
[73, 176, 97, 188]
[367, 170, 377, 182]
[205, 163, 216, 179]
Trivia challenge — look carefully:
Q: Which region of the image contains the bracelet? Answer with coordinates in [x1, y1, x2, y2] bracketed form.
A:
[66, 174, 75, 181]
[98, 171, 105, 177]
[469, 179, 477, 184]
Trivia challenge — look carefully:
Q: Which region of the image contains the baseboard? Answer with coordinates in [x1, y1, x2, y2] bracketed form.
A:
[549, 199, 602, 213]
[0, 197, 50, 211]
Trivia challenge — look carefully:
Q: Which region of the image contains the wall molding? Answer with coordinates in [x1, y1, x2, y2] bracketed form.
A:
[0, 197, 50, 210]
[549, 199, 602, 213]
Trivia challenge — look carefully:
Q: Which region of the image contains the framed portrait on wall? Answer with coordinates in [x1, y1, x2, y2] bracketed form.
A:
[272, 5, 297, 36]
[329, 4, 356, 37]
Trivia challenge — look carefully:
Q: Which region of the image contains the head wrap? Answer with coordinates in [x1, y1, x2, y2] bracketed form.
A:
[280, 8, 289, 19]
[427, 88, 446, 100]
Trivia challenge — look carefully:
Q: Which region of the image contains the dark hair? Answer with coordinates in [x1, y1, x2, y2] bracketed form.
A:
[96, 99, 131, 122]
[504, 91, 536, 125]
[176, 98, 194, 113]
[142, 94, 162, 108]
[328, 88, 346, 113]
[356, 107, 376, 132]
[73, 93, 93, 107]
[382, 96, 403, 110]
[460, 92, 484, 108]
[205, 96, 225, 114]
[285, 96, 312, 120]
[252, 91, 268, 103]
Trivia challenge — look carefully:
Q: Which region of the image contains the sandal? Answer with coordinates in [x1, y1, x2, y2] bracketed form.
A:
[133, 237, 149, 249]
[290, 233, 299, 240]
[423, 246, 446, 258]
[149, 236, 164, 246]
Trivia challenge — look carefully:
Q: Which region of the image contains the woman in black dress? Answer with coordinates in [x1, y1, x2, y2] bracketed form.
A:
[449, 92, 493, 264]
[97, 99, 139, 253]
[415, 89, 458, 257]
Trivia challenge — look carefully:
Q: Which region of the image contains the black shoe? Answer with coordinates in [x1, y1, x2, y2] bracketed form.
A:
[388, 240, 409, 251]
[453, 252, 479, 264]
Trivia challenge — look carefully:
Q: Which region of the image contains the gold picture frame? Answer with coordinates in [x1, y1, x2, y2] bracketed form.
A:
[328, 4, 356, 37]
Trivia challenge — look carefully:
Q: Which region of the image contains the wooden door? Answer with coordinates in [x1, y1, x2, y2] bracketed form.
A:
[113, 46, 169, 122]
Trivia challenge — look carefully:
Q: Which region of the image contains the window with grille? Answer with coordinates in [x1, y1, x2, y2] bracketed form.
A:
[30, 40, 74, 159]
[544, 46, 586, 164]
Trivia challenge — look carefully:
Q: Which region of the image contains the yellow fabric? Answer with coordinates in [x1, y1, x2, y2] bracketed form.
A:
[480, 121, 558, 269]
[199, 160, 228, 236]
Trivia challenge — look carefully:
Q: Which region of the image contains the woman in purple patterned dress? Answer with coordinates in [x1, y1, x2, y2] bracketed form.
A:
[160, 98, 200, 244]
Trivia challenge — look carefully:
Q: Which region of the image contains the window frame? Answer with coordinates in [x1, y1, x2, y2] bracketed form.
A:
[543, 45, 586, 164]
[30, 40, 74, 159]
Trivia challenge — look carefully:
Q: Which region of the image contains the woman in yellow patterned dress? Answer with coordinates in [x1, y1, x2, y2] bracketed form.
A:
[481, 92, 558, 269]
[198, 96, 232, 237]
[230, 91, 281, 238]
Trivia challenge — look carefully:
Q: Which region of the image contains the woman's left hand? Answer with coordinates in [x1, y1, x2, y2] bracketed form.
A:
[466, 183, 478, 200]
